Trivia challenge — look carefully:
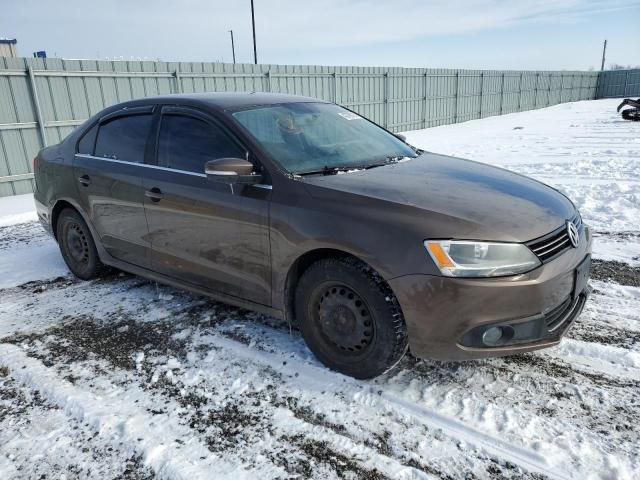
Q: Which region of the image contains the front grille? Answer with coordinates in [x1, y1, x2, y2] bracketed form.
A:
[544, 294, 586, 333]
[527, 213, 582, 263]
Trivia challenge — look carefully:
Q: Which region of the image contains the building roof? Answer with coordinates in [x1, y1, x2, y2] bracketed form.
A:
[0, 38, 17, 45]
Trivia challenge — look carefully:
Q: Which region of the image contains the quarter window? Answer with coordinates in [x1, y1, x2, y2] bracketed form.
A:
[94, 114, 152, 162]
[157, 114, 245, 173]
[77, 124, 98, 154]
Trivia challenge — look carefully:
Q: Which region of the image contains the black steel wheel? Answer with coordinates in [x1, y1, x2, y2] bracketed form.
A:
[295, 257, 408, 379]
[57, 208, 108, 280]
[314, 283, 375, 354]
[66, 222, 90, 265]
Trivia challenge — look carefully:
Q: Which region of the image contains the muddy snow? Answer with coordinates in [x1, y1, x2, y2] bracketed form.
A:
[0, 99, 638, 479]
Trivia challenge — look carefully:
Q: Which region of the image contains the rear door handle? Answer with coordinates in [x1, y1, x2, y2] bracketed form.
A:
[78, 174, 91, 186]
[145, 187, 164, 202]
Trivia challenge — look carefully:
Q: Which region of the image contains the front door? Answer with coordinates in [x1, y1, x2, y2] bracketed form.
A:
[72, 108, 153, 268]
[143, 107, 271, 306]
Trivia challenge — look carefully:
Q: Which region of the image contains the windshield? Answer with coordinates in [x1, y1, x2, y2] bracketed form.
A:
[232, 102, 416, 174]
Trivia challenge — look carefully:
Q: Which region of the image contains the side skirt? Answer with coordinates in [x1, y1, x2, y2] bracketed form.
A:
[99, 250, 284, 320]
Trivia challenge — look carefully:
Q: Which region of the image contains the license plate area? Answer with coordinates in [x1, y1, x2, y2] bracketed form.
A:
[573, 255, 591, 299]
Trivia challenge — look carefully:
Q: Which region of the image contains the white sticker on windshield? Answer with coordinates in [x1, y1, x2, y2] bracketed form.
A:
[338, 112, 361, 120]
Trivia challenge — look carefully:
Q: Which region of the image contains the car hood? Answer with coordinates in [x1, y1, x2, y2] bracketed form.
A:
[301, 152, 575, 242]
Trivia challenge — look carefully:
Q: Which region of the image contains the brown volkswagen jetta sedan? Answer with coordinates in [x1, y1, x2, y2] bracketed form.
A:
[33, 93, 592, 379]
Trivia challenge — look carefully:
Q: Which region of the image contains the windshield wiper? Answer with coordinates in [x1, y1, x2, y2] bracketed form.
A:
[294, 165, 344, 176]
[294, 155, 418, 176]
[362, 155, 416, 169]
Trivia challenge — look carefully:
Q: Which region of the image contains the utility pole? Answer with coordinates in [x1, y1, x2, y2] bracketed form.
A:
[228, 30, 236, 64]
[251, 0, 258, 64]
[600, 39, 607, 71]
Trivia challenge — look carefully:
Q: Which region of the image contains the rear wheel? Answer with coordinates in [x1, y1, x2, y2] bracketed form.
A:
[295, 258, 408, 379]
[56, 208, 108, 280]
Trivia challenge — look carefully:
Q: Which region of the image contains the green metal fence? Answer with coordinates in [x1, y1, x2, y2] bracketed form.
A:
[0, 56, 600, 197]
[597, 69, 640, 98]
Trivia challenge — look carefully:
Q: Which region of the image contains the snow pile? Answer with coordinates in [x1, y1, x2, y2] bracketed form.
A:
[0, 201, 68, 289]
[0, 194, 37, 227]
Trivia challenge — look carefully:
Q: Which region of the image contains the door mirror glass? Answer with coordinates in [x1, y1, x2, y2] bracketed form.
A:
[205, 158, 262, 184]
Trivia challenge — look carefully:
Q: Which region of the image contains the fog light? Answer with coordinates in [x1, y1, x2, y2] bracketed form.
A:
[482, 326, 504, 346]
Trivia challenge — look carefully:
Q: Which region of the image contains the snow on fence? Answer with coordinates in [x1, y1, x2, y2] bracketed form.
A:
[0, 56, 601, 196]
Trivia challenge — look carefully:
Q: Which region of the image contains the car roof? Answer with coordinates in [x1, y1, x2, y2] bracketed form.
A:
[115, 92, 327, 112]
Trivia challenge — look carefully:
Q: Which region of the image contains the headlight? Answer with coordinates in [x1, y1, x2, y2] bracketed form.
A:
[424, 240, 541, 278]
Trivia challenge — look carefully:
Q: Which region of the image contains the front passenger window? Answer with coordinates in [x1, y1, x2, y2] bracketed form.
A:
[157, 114, 245, 173]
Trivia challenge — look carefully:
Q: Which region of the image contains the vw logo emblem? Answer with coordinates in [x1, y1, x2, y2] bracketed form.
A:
[566, 221, 579, 248]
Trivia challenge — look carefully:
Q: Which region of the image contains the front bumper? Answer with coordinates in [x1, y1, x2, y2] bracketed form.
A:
[388, 226, 592, 361]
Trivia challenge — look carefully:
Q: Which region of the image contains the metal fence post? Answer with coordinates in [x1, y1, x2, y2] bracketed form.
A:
[517, 72, 523, 111]
[423, 72, 428, 128]
[454, 71, 459, 123]
[332, 71, 337, 103]
[534, 73, 539, 108]
[384, 72, 389, 128]
[499, 72, 505, 115]
[479, 72, 484, 118]
[547, 74, 551, 105]
[624, 70, 630, 97]
[559, 74, 564, 103]
[265, 70, 271, 92]
[174, 70, 182, 93]
[27, 66, 47, 147]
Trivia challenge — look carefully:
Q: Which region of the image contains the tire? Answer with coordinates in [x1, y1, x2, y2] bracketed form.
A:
[295, 257, 408, 379]
[56, 208, 108, 280]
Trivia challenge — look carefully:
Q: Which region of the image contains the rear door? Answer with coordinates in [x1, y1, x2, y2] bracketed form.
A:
[73, 107, 154, 268]
[142, 106, 272, 305]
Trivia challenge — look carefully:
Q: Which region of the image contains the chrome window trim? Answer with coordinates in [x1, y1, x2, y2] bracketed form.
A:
[75, 153, 207, 178]
[75, 153, 274, 190]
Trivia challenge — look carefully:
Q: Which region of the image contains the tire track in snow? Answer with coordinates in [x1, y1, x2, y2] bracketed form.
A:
[0, 344, 275, 480]
[203, 335, 574, 480]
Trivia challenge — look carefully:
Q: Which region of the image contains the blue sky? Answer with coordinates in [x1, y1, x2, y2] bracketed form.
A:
[2, 0, 639, 70]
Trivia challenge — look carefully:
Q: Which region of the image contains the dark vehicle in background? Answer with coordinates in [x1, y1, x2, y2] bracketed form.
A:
[617, 98, 640, 121]
[33, 93, 592, 379]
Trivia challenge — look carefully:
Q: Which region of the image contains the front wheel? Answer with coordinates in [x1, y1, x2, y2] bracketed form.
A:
[295, 258, 408, 379]
[56, 208, 108, 280]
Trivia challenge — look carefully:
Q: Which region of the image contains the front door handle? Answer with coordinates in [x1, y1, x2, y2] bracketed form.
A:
[78, 174, 91, 187]
[145, 187, 164, 202]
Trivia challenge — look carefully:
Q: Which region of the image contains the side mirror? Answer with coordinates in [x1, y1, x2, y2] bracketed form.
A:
[205, 158, 262, 184]
[395, 133, 407, 142]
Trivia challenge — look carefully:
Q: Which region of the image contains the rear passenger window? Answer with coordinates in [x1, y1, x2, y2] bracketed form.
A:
[94, 114, 152, 162]
[77, 124, 98, 154]
[157, 114, 245, 173]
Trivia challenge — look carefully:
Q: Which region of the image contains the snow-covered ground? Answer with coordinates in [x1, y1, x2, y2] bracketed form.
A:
[0, 99, 638, 480]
